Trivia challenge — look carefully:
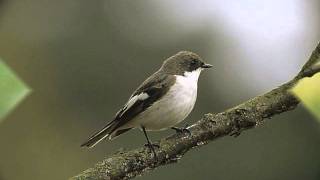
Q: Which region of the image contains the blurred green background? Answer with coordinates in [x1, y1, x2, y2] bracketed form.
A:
[0, 1, 320, 180]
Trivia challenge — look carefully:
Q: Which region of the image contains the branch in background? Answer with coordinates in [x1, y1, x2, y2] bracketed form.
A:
[71, 42, 320, 180]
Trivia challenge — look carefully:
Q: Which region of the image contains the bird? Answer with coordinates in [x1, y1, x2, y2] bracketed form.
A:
[81, 51, 213, 156]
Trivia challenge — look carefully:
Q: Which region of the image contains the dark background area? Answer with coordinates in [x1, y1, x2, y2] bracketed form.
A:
[0, 1, 320, 180]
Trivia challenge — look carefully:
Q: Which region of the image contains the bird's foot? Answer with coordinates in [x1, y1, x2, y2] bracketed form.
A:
[171, 125, 191, 136]
[144, 143, 160, 158]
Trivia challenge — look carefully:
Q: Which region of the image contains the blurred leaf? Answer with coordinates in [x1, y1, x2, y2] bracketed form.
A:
[292, 73, 320, 121]
[313, 61, 320, 71]
[0, 58, 31, 122]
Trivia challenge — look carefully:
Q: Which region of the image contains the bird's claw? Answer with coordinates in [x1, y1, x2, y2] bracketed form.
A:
[171, 125, 191, 136]
[144, 143, 159, 158]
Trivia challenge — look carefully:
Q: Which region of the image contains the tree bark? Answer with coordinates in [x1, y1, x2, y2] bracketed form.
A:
[71, 42, 320, 180]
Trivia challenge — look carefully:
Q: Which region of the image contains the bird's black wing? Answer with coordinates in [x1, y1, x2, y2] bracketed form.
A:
[81, 71, 176, 147]
[113, 71, 176, 130]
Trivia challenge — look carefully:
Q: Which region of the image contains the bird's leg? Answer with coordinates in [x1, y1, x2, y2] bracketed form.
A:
[141, 126, 159, 158]
[171, 124, 191, 136]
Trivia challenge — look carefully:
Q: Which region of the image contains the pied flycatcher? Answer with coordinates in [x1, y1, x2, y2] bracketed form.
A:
[81, 51, 213, 155]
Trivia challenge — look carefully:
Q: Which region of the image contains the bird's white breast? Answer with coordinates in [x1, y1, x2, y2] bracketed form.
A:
[126, 69, 201, 131]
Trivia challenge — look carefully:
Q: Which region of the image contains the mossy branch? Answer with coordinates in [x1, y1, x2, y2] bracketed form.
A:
[71, 42, 320, 180]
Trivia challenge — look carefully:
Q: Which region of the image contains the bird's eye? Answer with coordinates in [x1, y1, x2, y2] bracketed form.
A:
[191, 59, 197, 65]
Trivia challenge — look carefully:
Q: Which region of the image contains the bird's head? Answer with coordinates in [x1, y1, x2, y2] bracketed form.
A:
[161, 51, 213, 76]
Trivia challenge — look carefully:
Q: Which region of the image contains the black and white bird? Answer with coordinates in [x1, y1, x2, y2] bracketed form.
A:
[81, 51, 213, 155]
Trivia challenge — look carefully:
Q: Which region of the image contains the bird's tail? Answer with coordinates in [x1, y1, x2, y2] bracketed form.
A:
[80, 122, 116, 148]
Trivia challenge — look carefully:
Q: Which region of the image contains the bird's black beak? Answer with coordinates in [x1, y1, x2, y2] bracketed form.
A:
[201, 63, 213, 69]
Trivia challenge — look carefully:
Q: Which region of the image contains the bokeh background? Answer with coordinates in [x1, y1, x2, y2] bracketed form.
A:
[1, 1, 320, 180]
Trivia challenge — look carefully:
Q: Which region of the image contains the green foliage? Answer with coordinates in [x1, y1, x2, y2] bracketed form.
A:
[292, 73, 320, 121]
[0, 59, 31, 121]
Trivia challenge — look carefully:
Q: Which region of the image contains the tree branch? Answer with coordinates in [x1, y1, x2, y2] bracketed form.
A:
[71, 42, 320, 180]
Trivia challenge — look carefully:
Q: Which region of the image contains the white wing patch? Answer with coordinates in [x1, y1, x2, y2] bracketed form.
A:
[120, 93, 149, 116]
